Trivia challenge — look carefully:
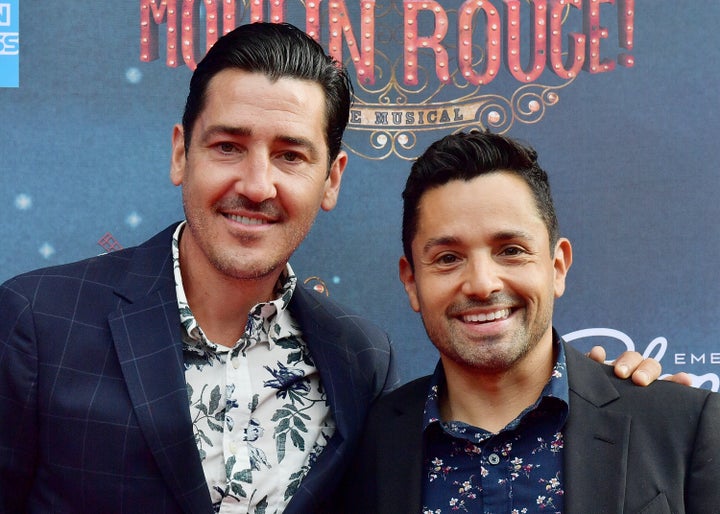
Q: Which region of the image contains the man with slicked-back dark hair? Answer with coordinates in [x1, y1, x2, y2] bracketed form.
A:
[0, 23, 396, 514]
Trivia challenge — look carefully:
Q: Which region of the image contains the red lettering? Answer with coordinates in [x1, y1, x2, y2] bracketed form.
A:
[139, 0, 636, 86]
[251, 0, 287, 23]
[140, 0, 181, 67]
[404, 0, 450, 86]
[617, 0, 634, 67]
[583, 0, 615, 73]
[328, 0, 376, 84]
[457, 0, 501, 86]
[504, 0, 547, 83]
[548, 0, 585, 79]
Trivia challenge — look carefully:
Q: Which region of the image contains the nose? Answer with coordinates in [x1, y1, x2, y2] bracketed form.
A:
[461, 254, 503, 299]
[234, 152, 277, 203]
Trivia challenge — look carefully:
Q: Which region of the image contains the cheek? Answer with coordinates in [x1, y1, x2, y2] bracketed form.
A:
[415, 278, 451, 315]
[186, 173, 233, 205]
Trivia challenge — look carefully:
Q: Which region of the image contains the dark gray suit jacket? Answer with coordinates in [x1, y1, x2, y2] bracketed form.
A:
[0, 224, 398, 513]
[342, 342, 720, 513]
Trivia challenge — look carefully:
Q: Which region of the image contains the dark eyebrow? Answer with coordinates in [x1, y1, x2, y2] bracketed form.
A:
[277, 135, 320, 161]
[421, 230, 536, 255]
[422, 236, 460, 255]
[201, 124, 251, 141]
[200, 125, 320, 161]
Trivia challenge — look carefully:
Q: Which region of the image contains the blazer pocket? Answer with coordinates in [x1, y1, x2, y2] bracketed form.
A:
[634, 492, 671, 514]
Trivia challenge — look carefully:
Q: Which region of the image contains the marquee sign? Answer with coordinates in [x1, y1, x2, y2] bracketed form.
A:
[140, 0, 635, 157]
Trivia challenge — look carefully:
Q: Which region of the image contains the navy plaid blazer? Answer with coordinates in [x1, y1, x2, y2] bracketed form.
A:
[0, 224, 398, 513]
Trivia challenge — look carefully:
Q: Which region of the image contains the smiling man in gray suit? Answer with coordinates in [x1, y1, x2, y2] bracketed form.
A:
[342, 131, 720, 513]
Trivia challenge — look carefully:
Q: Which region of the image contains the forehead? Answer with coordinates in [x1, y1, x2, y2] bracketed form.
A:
[197, 69, 328, 140]
[415, 172, 549, 241]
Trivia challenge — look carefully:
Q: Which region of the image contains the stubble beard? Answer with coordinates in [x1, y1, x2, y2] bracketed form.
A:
[425, 303, 554, 375]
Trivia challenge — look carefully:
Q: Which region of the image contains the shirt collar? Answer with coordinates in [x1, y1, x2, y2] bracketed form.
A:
[171, 221, 300, 352]
[423, 331, 570, 434]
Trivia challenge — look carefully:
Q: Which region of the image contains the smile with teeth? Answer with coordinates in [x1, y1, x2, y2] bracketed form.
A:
[226, 213, 269, 225]
[462, 308, 511, 323]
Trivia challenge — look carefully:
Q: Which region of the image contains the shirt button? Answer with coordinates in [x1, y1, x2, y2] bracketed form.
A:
[232, 358, 240, 369]
[488, 453, 500, 465]
[230, 442, 238, 454]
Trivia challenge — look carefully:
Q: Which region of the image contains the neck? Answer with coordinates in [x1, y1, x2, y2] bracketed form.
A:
[179, 250, 285, 349]
[439, 336, 556, 433]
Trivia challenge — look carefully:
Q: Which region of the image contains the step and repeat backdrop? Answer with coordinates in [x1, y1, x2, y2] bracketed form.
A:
[1, 1, 718, 388]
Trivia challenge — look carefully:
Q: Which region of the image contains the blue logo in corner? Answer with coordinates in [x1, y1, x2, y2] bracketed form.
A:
[0, 0, 19, 88]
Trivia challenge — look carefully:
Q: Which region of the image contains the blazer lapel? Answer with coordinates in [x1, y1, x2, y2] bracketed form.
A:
[378, 377, 428, 514]
[108, 226, 211, 514]
[282, 287, 356, 513]
[564, 344, 630, 513]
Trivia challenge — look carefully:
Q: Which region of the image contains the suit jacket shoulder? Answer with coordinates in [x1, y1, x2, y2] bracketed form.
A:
[564, 343, 720, 513]
[0, 223, 212, 514]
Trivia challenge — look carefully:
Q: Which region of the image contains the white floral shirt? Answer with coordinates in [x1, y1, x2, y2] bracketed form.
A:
[172, 223, 335, 514]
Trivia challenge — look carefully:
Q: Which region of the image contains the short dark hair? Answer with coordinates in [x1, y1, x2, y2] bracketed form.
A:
[402, 130, 559, 267]
[181, 22, 353, 165]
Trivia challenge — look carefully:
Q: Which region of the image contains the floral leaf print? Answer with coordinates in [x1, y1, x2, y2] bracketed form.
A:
[286, 350, 303, 366]
[263, 362, 310, 405]
[183, 342, 219, 370]
[290, 429, 305, 452]
[276, 432, 287, 462]
[276, 336, 314, 366]
[293, 416, 308, 433]
[284, 468, 307, 501]
[233, 468, 253, 483]
[249, 444, 271, 470]
[207, 419, 223, 432]
[208, 385, 221, 413]
[244, 419, 264, 442]
[225, 455, 236, 477]
[254, 496, 268, 514]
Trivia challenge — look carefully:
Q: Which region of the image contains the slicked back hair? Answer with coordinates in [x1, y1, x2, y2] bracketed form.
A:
[181, 22, 353, 167]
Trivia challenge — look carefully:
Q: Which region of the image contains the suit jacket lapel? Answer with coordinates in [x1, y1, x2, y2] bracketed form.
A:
[564, 344, 630, 513]
[108, 225, 211, 514]
[378, 377, 428, 514]
[282, 286, 355, 513]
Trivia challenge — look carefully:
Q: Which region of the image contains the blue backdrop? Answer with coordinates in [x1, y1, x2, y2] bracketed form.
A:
[1, 1, 718, 388]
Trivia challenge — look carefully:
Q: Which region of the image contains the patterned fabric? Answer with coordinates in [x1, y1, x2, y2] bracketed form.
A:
[421, 342, 569, 514]
[172, 223, 335, 514]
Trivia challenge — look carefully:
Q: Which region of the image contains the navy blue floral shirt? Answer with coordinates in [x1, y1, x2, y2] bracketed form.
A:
[422, 341, 569, 514]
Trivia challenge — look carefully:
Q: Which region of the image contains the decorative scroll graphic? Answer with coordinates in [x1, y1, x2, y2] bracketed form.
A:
[303, 276, 330, 296]
[347, 72, 574, 161]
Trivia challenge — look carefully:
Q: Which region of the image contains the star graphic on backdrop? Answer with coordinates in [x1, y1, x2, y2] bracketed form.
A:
[125, 211, 142, 228]
[14, 194, 32, 210]
[38, 243, 55, 260]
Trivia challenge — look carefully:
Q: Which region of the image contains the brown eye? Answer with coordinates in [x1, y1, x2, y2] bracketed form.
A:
[281, 151, 301, 162]
[218, 142, 236, 154]
[500, 246, 526, 257]
[437, 254, 459, 265]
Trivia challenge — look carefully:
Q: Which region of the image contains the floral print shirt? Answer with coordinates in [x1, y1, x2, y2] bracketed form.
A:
[422, 341, 569, 514]
[172, 223, 335, 514]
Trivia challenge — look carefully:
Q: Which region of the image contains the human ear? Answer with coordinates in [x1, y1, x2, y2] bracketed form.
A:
[399, 256, 421, 312]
